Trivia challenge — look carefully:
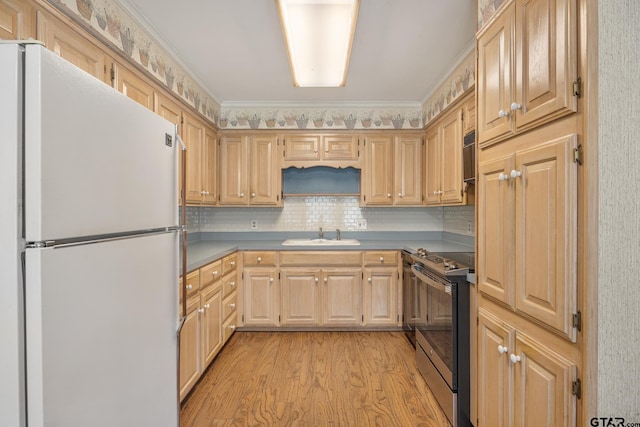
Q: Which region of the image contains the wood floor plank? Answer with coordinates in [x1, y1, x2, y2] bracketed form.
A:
[180, 331, 450, 427]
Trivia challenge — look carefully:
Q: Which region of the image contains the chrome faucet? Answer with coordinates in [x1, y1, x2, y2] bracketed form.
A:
[336, 229, 341, 240]
[318, 227, 324, 239]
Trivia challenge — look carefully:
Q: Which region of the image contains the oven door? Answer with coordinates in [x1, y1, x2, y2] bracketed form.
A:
[412, 265, 457, 390]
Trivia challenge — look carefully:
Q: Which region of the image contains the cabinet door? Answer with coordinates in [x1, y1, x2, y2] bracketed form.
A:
[36, 10, 107, 82]
[363, 135, 394, 205]
[323, 135, 359, 160]
[219, 135, 249, 205]
[250, 135, 280, 205]
[201, 284, 222, 367]
[477, 3, 514, 145]
[322, 268, 362, 325]
[394, 135, 423, 205]
[283, 134, 320, 160]
[280, 268, 320, 325]
[179, 296, 201, 401]
[363, 267, 398, 325]
[514, 0, 577, 131]
[477, 309, 515, 427]
[113, 63, 154, 110]
[463, 97, 476, 135]
[243, 267, 279, 326]
[477, 155, 516, 307]
[183, 113, 205, 204]
[424, 126, 441, 205]
[440, 111, 464, 204]
[512, 333, 577, 427]
[202, 128, 217, 205]
[514, 134, 577, 340]
[0, 0, 35, 39]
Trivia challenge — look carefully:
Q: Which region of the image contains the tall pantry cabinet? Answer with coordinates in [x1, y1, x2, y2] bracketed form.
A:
[475, 0, 582, 425]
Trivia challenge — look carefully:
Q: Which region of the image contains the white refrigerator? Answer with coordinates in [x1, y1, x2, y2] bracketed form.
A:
[0, 42, 180, 426]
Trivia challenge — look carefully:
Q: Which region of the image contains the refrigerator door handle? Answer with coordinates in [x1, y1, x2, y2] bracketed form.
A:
[26, 227, 181, 249]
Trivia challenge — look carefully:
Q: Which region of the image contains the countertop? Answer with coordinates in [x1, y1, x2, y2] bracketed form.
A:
[183, 231, 474, 274]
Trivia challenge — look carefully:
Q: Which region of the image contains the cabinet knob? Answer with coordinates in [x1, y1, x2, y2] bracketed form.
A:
[240, 193, 245, 198]
[379, 256, 384, 262]
[498, 109, 509, 118]
[315, 277, 319, 283]
[204, 303, 210, 309]
[229, 303, 236, 308]
[251, 193, 256, 197]
[198, 308, 205, 314]
[186, 284, 193, 290]
[498, 345, 508, 354]
[324, 277, 328, 283]
[200, 191, 206, 195]
[228, 324, 236, 330]
[368, 277, 372, 283]
[510, 102, 522, 111]
[213, 271, 218, 276]
[230, 281, 236, 287]
[498, 172, 509, 181]
[230, 261, 236, 266]
[270, 277, 274, 283]
[398, 193, 403, 197]
[387, 193, 392, 198]
[510, 353, 521, 364]
[257, 257, 262, 263]
[510, 169, 522, 179]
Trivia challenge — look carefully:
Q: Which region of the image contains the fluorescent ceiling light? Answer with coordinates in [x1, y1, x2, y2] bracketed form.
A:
[277, 0, 360, 87]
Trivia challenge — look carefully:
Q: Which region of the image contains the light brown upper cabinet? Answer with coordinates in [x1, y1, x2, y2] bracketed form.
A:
[282, 134, 360, 168]
[36, 9, 108, 83]
[183, 112, 217, 206]
[112, 62, 155, 110]
[154, 94, 183, 203]
[477, 131, 578, 341]
[477, 0, 577, 146]
[362, 134, 423, 206]
[219, 134, 280, 206]
[425, 109, 465, 206]
[462, 97, 476, 135]
[0, 0, 35, 39]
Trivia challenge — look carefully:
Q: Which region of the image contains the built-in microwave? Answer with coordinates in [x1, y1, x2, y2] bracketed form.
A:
[463, 131, 475, 182]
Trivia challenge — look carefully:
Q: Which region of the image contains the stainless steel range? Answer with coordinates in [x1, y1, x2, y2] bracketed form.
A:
[410, 249, 473, 427]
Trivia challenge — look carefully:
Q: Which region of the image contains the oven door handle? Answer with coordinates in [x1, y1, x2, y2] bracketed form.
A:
[411, 265, 452, 295]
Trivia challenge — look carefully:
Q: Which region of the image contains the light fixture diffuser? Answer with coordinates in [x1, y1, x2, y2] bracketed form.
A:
[277, 0, 360, 87]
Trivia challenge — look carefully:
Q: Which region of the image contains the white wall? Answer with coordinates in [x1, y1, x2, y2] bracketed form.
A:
[598, 0, 640, 419]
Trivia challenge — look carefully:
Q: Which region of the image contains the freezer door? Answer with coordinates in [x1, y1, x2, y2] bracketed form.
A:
[25, 232, 179, 427]
[24, 45, 178, 242]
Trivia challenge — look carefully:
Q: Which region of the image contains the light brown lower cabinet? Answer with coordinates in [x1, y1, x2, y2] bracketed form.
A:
[477, 308, 577, 427]
[321, 268, 362, 326]
[179, 295, 201, 401]
[243, 267, 280, 326]
[200, 283, 222, 367]
[363, 267, 398, 326]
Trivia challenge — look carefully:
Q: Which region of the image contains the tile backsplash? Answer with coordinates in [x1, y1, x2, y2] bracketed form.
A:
[185, 197, 475, 235]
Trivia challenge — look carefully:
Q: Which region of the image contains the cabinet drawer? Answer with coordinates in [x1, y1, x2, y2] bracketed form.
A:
[223, 313, 237, 343]
[200, 260, 222, 288]
[222, 252, 238, 274]
[180, 270, 200, 300]
[280, 251, 362, 266]
[183, 294, 200, 317]
[222, 272, 238, 298]
[222, 292, 238, 321]
[243, 251, 277, 266]
[364, 251, 398, 266]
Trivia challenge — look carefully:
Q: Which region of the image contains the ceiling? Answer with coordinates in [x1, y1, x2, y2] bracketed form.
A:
[120, 0, 476, 105]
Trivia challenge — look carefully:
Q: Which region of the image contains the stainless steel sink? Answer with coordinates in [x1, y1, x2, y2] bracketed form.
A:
[281, 238, 360, 246]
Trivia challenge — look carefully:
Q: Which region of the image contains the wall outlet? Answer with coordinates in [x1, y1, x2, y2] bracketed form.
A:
[357, 219, 368, 229]
[250, 220, 258, 230]
[467, 221, 472, 234]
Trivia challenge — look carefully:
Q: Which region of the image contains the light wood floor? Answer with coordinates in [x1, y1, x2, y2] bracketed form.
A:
[180, 331, 450, 427]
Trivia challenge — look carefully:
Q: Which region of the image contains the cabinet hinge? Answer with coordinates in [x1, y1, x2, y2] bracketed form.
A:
[242, 314, 245, 322]
[181, 114, 184, 125]
[363, 195, 366, 202]
[573, 77, 582, 98]
[397, 314, 400, 322]
[397, 272, 400, 280]
[573, 144, 583, 165]
[572, 378, 582, 399]
[361, 314, 364, 322]
[279, 272, 281, 280]
[282, 138, 285, 146]
[242, 272, 244, 280]
[110, 66, 115, 84]
[573, 311, 582, 331]
[278, 314, 281, 323]
[361, 272, 364, 279]
[218, 194, 220, 201]
[277, 194, 280, 202]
